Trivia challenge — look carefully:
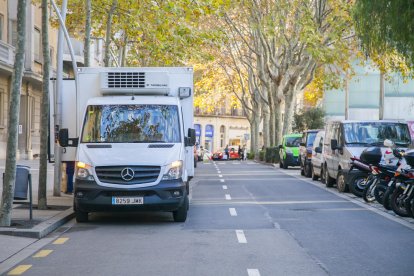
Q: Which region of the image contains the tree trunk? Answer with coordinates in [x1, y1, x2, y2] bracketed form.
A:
[262, 105, 270, 148]
[104, 0, 117, 67]
[252, 111, 261, 159]
[37, 0, 49, 210]
[0, 0, 27, 226]
[121, 32, 128, 67]
[274, 98, 283, 145]
[84, 0, 91, 67]
[282, 88, 296, 135]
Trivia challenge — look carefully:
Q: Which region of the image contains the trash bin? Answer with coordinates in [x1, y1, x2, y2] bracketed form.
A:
[14, 165, 31, 200]
[2, 165, 32, 220]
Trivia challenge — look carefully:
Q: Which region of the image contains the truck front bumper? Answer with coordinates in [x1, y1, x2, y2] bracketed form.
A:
[74, 178, 186, 213]
[284, 153, 300, 166]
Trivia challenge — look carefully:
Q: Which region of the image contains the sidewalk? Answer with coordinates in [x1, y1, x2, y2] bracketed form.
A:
[0, 159, 74, 269]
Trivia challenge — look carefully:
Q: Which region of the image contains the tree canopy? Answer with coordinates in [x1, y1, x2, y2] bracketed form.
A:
[353, 0, 414, 69]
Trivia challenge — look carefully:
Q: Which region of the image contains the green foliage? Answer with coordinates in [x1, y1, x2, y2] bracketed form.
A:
[247, 152, 255, 160]
[353, 0, 414, 69]
[293, 107, 325, 132]
[259, 150, 265, 161]
[265, 147, 279, 164]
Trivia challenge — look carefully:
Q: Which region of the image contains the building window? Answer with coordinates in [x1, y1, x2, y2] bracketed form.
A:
[0, 14, 4, 41]
[9, 20, 17, 47]
[220, 125, 225, 148]
[34, 28, 41, 62]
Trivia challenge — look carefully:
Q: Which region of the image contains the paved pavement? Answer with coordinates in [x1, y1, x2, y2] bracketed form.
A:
[0, 159, 74, 274]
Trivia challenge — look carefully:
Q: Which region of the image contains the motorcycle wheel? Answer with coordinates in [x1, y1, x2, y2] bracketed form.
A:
[348, 172, 368, 197]
[362, 177, 376, 202]
[383, 185, 395, 210]
[374, 181, 388, 205]
[390, 188, 412, 217]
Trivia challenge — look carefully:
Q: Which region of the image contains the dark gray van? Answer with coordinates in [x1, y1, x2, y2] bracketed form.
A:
[323, 120, 411, 193]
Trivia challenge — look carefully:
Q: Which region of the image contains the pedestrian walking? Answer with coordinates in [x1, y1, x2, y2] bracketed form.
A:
[238, 146, 243, 161]
[224, 145, 229, 160]
[242, 145, 247, 161]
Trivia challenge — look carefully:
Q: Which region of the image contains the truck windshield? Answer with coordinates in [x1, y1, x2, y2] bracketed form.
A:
[81, 105, 181, 143]
[343, 122, 411, 146]
[286, 137, 301, 147]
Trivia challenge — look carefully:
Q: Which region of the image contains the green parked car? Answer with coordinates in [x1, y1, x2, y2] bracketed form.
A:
[279, 134, 302, 169]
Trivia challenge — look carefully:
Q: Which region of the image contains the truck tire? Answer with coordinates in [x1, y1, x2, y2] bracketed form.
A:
[305, 163, 312, 178]
[336, 170, 349, 193]
[324, 164, 334, 187]
[311, 166, 318, 181]
[173, 195, 189, 222]
[75, 210, 89, 223]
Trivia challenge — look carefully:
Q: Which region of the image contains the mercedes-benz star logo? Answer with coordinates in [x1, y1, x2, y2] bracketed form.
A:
[120, 167, 135, 181]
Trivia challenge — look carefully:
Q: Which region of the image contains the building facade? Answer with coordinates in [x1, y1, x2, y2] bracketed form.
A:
[194, 107, 250, 153]
[0, 0, 61, 159]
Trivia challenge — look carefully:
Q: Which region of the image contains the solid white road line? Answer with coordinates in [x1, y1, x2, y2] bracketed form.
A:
[220, 179, 225, 182]
[222, 185, 228, 190]
[247, 269, 260, 276]
[229, 208, 237, 216]
[236, 230, 247, 243]
[225, 194, 231, 200]
[217, 171, 221, 173]
[219, 175, 223, 178]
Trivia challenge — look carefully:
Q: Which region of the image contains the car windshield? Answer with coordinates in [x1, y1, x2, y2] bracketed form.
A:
[286, 137, 301, 147]
[81, 104, 181, 143]
[306, 132, 317, 147]
[343, 122, 411, 146]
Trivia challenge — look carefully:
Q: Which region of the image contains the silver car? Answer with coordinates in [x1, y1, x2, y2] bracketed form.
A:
[311, 130, 325, 181]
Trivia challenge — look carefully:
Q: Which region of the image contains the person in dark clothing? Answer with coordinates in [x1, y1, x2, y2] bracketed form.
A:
[65, 161, 75, 194]
[238, 146, 243, 161]
[224, 145, 229, 160]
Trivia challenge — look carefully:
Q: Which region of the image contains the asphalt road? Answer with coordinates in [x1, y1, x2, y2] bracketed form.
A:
[6, 161, 414, 276]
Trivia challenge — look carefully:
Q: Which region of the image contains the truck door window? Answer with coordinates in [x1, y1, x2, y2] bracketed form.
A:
[81, 104, 181, 143]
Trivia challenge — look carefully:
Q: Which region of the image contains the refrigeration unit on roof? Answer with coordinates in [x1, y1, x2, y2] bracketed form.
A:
[99, 71, 170, 95]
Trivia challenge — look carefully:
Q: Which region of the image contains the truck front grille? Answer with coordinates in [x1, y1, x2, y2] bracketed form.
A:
[95, 166, 161, 185]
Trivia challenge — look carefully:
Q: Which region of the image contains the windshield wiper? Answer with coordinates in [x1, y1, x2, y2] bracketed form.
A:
[394, 142, 410, 146]
[346, 142, 368, 145]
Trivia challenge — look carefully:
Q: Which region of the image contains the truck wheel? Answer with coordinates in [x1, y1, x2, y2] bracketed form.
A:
[186, 181, 189, 195]
[305, 163, 312, 178]
[283, 161, 288, 169]
[173, 195, 188, 222]
[300, 160, 305, 175]
[324, 164, 334, 187]
[336, 170, 349, 193]
[311, 166, 318, 181]
[75, 210, 89, 223]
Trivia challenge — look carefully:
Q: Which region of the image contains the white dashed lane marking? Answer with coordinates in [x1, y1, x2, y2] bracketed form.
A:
[247, 269, 260, 276]
[220, 179, 225, 182]
[225, 194, 231, 200]
[229, 208, 237, 216]
[222, 185, 228, 190]
[236, 230, 247, 243]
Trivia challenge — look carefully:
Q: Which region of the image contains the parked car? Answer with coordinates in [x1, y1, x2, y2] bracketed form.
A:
[323, 120, 412, 193]
[213, 150, 224, 160]
[213, 147, 241, 160]
[311, 130, 325, 181]
[229, 147, 241, 160]
[300, 130, 320, 177]
[279, 134, 302, 169]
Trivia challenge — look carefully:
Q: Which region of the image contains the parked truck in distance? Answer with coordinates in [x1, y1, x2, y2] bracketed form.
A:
[53, 67, 196, 222]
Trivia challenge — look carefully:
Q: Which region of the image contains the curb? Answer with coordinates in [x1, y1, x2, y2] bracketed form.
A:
[0, 209, 75, 239]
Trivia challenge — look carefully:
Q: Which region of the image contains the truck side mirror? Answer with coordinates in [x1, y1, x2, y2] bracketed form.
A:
[186, 128, 196, 147]
[315, 146, 322, 154]
[58, 128, 69, 147]
[300, 142, 305, 147]
[330, 139, 338, 151]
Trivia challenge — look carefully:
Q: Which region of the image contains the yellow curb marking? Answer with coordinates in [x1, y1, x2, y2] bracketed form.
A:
[33, 249, 53, 258]
[7, 265, 32, 275]
[53, 237, 69, 245]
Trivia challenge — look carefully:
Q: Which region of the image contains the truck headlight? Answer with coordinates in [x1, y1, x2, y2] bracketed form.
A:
[162, 160, 183, 180]
[75, 161, 94, 181]
[286, 148, 292, 154]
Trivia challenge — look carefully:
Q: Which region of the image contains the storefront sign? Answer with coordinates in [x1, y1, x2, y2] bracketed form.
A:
[205, 124, 214, 137]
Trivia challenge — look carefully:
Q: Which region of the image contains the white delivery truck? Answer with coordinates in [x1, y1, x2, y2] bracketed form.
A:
[54, 67, 196, 222]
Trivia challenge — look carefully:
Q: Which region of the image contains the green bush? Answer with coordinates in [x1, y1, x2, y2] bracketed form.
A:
[265, 147, 280, 163]
[247, 152, 255, 160]
[259, 150, 265, 161]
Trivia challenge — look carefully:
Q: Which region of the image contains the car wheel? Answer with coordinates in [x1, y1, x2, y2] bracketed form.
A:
[173, 195, 189, 222]
[311, 166, 318, 181]
[305, 163, 312, 178]
[283, 160, 288, 169]
[325, 164, 334, 187]
[75, 209, 89, 223]
[320, 167, 325, 184]
[300, 160, 305, 175]
[336, 170, 349, 193]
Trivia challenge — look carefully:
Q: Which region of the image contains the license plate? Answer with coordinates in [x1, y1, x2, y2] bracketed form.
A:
[112, 197, 144, 205]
